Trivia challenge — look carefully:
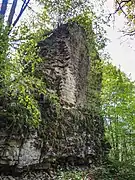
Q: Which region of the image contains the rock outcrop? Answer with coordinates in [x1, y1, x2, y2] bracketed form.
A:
[0, 22, 104, 179]
[38, 23, 90, 107]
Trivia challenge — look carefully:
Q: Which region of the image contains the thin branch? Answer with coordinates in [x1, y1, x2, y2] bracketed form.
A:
[115, 0, 127, 16]
[8, 0, 18, 26]
[12, 0, 30, 28]
[108, 0, 131, 21]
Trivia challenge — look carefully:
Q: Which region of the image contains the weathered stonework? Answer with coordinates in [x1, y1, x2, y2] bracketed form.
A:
[0, 131, 42, 173]
[0, 22, 104, 179]
[38, 23, 90, 107]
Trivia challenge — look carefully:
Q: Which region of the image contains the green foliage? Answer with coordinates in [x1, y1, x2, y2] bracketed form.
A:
[114, 0, 135, 34]
[35, 0, 106, 117]
[37, 0, 107, 48]
[0, 0, 106, 131]
[52, 163, 135, 180]
[101, 61, 135, 179]
[56, 162, 135, 180]
[0, 19, 49, 128]
[38, 0, 92, 26]
[0, 22, 10, 88]
[56, 169, 96, 180]
[57, 170, 84, 180]
[91, 161, 135, 180]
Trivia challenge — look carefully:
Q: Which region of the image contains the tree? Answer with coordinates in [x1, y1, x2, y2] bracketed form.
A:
[113, 0, 135, 35]
[0, 0, 31, 28]
[0, 6, 51, 129]
[102, 61, 135, 165]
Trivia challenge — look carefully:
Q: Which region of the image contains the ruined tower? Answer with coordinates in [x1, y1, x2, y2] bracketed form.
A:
[0, 22, 104, 179]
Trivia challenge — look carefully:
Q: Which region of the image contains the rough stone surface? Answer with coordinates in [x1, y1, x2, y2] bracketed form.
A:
[18, 132, 41, 168]
[0, 132, 42, 171]
[0, 22, 104, 179]
[38, 23, 90, 107]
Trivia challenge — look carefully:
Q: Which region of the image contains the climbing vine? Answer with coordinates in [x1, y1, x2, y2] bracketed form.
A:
[0, 19, 48, 129]
[0, 0, 105, 136]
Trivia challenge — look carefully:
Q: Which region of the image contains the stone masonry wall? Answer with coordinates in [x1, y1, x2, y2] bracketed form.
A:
[0, 22, 104, 179]
[38, 23, 90, 107]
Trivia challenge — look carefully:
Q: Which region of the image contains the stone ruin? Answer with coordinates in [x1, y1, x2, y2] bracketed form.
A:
[0, 22, 104, 179]
[38, 23, 90, 108]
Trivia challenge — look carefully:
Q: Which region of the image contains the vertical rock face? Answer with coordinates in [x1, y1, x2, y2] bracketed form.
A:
[0, 22, 104, 179]
[37, 22, 104, 166]
[38, 23, 90, 107]
[0, 131, 42, 170]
